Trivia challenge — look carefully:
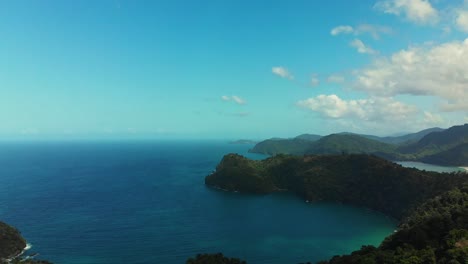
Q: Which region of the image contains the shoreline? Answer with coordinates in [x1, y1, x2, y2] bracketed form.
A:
[5, 243, 31, 263]
[460, 167, 468, 172]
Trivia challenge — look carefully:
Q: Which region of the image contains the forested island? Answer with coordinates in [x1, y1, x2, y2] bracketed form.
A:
[204, 153, 468, 263]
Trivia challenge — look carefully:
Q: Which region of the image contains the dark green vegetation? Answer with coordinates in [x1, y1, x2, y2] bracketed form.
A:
[0, 221, 51, 264]
[205, 153, 468, 263]
[421, 143, 468, 166]
[186, 253, 246, 264]
[0, 221, 26, 262]
[249, 124, 468, 166]
[206, 154, 468, 218]
[318, 186, 468, 264]
[306, 134, 396, 155]
[248, 137, 320, 155]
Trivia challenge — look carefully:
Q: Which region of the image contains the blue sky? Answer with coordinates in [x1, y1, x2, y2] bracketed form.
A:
[0, 0, 467, 140]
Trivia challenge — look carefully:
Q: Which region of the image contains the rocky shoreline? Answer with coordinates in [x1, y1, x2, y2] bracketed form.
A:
[0, 221, 51, 264]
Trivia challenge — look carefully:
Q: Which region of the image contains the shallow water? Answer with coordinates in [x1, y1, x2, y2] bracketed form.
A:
[0, 141, 396, 264]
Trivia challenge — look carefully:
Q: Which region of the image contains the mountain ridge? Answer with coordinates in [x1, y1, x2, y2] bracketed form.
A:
[249, 124, 468, 166]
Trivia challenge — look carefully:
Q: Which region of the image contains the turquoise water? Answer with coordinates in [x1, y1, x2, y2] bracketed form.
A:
[0, 141, 396, 264]
[397, 161, 464, 173]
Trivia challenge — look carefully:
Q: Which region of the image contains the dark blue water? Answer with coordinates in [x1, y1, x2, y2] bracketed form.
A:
[0, 141, 396, 264]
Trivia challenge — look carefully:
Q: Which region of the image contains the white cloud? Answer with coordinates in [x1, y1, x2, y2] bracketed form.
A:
[310, 75, 320, 87]
[327, 74, 346, 83]
[221, 95, 246, 105]
[296, 95, 453, 133]
[331, 25, 354, 36]
[355, 24, 393, 39]
[331, 24, 392, 39]
[375, 0, 439, 25]
[353, 38, 468, 111]
[456, 10, 468, 32]
[272, 66, 294, 79]
[297, 94, 417, 122]
[350, 39, 378, 55]
[231, 96, 246, 105]
[423, 111, 444, 125]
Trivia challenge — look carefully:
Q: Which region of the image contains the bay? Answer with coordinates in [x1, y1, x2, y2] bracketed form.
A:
[0, 141, 396, 264]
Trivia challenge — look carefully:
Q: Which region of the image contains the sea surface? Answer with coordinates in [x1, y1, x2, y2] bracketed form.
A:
[0, 141, 397, 264]
[397, 161, 464, 173]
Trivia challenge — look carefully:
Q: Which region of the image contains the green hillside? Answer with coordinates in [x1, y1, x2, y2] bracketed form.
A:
[399, 124, 468, 156]
[250, 134, 396, 156]
[305, 134, 396, 155]
[205, 153, 468, 218]
[421, 143, 468, 166]
[294, 134, 323, 141]
[318, 185, 468, 264]
[249, 124, 468, 166]
[362, 127, 445, 145]
[249, 138, 315, 155]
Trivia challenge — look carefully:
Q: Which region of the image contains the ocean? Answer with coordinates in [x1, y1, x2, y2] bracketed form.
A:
[396, 161, 465, 173]
[0, 141, 397, 264]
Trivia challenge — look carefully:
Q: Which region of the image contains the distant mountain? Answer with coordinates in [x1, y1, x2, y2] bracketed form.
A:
[421, 143, 468, 166]
[305, 134, 396, 155]
[249, 134, 322, 155]
[399, 124, 468, 156]
[294, 134, 322, 141]
[249, 138, 313, 155]
[249, 124, 468, 166]
[250, 133, 397, 156]
[229, 139, 258, 145]
[363, 127, 445, 145]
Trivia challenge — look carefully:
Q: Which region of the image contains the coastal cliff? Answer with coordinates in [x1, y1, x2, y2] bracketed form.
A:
[0, 221, 26, 262]
[0, 221, 51, 264]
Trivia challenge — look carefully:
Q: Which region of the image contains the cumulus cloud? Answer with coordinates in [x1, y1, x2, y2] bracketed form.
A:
[297, 94, 417, 122]
[272, 66, 294, 79]
[327, 74, 346, 83]
[296, 94, 450, 133]
[331, 25, 354, 36]
[353, 38, 468, 111]
[456, 10, 468, 32]
[331, 24, 392, 39]
[221, 95, 246, 105]
[375, 0, 439, 25]
[350, 39, 378, 55]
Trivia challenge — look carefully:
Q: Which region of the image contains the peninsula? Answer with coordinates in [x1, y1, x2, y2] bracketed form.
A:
[205, 153, 468, 263]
